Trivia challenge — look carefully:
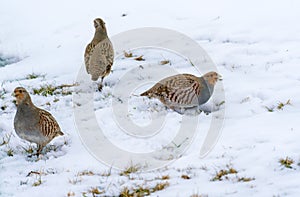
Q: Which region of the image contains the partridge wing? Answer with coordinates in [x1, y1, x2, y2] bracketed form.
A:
[38, 109, 62, 138]
[160, 74, 203, 107]
[105, 39, 114, 74]
[84, 42, 95, 74]
[89, 39, 112, 77]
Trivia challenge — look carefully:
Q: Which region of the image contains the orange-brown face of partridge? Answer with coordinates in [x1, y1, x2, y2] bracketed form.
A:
[13, 87, 31, 105]
[203, 71, 222, 86]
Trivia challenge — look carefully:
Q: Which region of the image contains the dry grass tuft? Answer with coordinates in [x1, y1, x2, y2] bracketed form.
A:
[33, 83, 77, 96]
[119, 182, 169, 197]
[181, 174, 191, 180]
[211, 166, 238, 181]
[134, 55, 145, 61]
[160, 60, 170, 65]
[124, 51, 133, 58]
[120, 164, 141, 176]
[279, 157, 294, 169]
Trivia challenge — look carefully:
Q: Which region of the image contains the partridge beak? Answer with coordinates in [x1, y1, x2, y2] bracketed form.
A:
[218, 74, 223, 81]
[11, 92, 16, 97]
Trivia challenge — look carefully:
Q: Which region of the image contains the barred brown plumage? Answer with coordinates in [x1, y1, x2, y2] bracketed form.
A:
[13, 87, 64, 156]
[140, 72, 222, 113]
[84, 18, 114, 91]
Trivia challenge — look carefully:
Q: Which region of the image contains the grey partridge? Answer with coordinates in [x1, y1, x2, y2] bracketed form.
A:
[140, 72, 222, 113]
[84, 18, 114, 91]
[13, 87, 64, 156]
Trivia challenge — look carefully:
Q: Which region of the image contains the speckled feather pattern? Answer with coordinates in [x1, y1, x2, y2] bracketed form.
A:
[141, 72, 221, 110]
[38, 110, 62, 138]
[84, 18, 114, 82]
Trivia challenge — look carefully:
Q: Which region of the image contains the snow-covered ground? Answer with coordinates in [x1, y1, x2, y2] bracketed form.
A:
[1, 0, 300, 196]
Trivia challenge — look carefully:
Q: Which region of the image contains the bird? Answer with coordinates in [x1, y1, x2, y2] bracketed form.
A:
[84, 18, 114, 91]
[13, 87, 64, 156]
[140, 71, 222, 113]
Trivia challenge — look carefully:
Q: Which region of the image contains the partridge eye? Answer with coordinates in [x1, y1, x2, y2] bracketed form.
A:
[19, 90, 22, 93]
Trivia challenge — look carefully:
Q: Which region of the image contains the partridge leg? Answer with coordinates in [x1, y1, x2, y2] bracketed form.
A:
[97, 77, 104, 91]
[36, 144, 44, 157]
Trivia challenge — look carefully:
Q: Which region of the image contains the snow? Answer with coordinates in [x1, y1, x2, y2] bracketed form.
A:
[1, 0, 300, 196]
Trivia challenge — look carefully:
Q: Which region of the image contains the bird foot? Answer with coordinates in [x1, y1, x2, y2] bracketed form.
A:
[97, 83, 103, 92]
[27, 152, 42, 161]
[27, 154, 34, 158]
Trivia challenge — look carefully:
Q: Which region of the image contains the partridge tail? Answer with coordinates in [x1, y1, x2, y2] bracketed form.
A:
[56, 130, 64, 136]
[140, 90, 150, 97]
